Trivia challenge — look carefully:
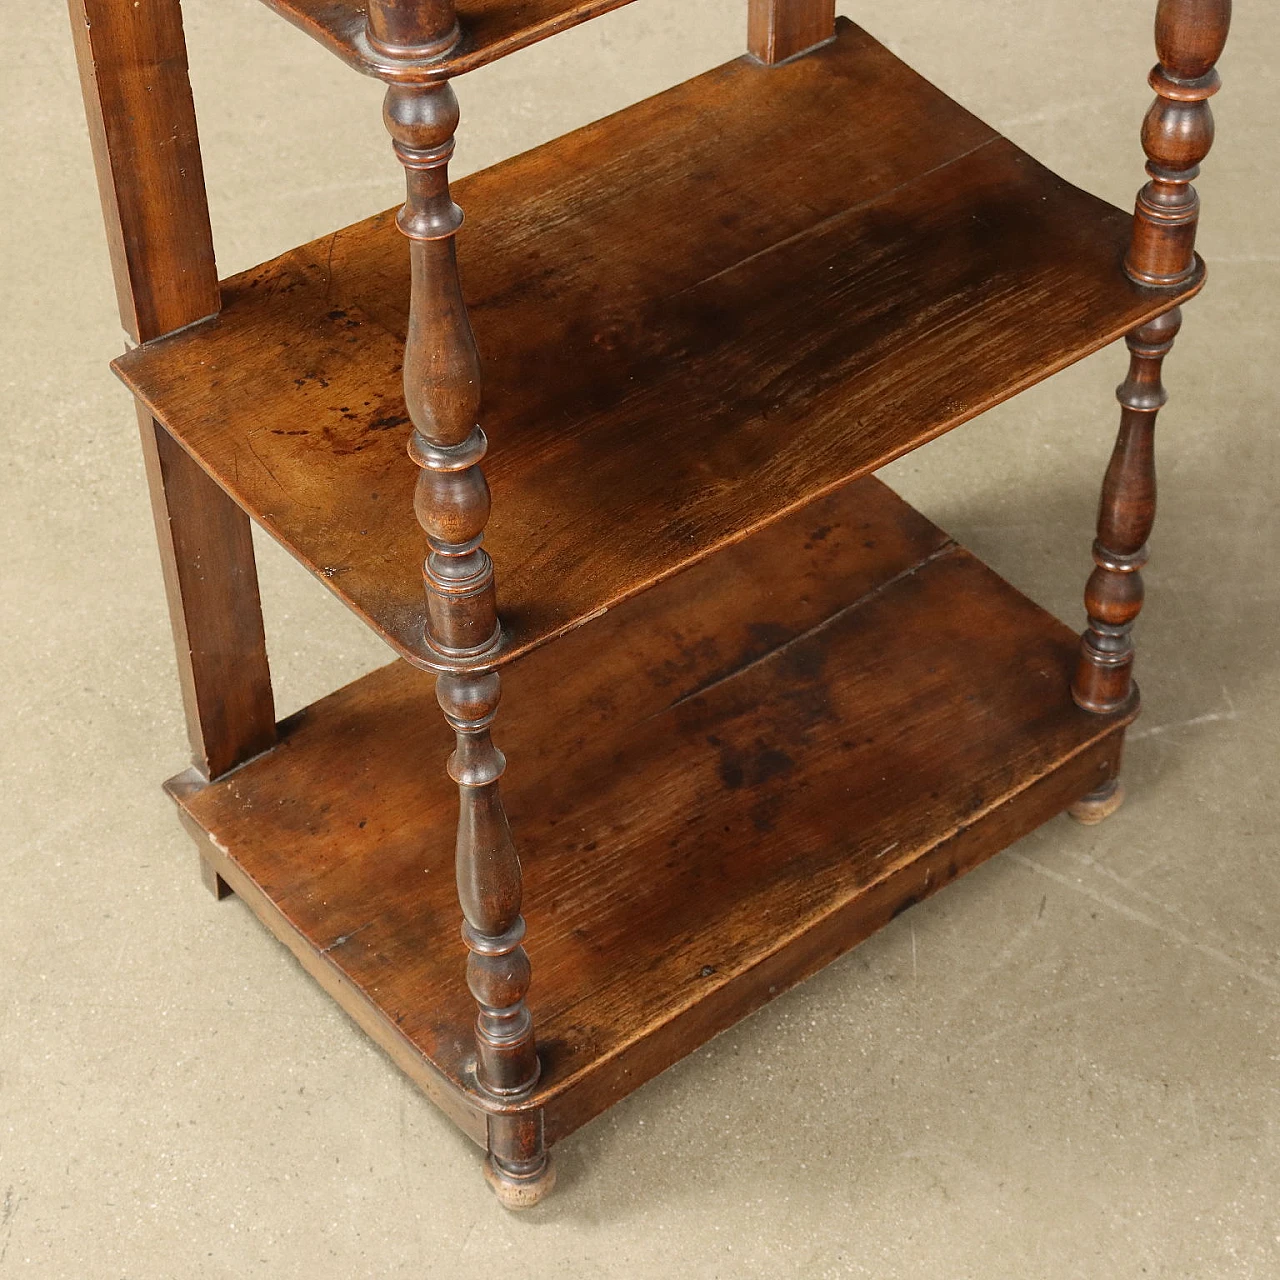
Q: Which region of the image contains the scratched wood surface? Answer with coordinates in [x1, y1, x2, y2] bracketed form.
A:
[172, 478, 1132, 1143]
[115, 21, 1195, 672]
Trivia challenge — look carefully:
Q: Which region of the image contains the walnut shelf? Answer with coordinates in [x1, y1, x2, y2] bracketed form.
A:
[257, 0, 639, 81]
[113, 20, 1198, 672]
[75, 0, 1229, 1208]
[171, 477, 1133, 1145]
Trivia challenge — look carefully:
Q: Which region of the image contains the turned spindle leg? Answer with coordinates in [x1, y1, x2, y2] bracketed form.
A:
[1069, 0, 1230, 823]
[1073, 308, 1181, 721]
[377, 32, 552, 1205]
[437, 671, 550, 1208]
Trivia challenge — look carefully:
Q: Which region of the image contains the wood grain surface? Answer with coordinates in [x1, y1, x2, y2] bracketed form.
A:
[259, 0, 640, 80]
[172, 479, 1132, 1143]
[115, 21, 1195, 673]
[71, 0, 276, 782]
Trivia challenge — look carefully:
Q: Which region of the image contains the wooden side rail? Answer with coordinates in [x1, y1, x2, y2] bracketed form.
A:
[69, 0, 276, 819]
[366, 0, 460, 58]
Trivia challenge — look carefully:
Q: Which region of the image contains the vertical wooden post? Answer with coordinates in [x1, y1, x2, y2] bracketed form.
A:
[1069, 0, 1230, 824]
[373, 2, 552, 1208]
[366, 0, 460, 57]
[69, 0, 276, 877]
[1126, 0, 1232, 289]
[748, 0, 836, 65]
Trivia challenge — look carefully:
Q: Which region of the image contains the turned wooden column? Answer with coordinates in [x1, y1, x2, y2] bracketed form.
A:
[366, 0, 459, 59]
[373, 2, 551, 1207]
[435, 670, 548, 1206]
[1073, 307, 1181, 725]
[1125, 0, 1232, 289]
[1070, 0, 1230, 823]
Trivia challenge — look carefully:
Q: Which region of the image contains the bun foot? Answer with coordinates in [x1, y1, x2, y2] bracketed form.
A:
[483, 1154, 556, 1210]
[1067, 778, 1126, 826]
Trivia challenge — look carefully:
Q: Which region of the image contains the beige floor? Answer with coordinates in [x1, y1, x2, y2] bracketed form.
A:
[3, 1, 1278, 1276]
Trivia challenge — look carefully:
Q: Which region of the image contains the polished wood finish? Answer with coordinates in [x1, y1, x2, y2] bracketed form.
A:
[378, 7, 550, 1197]
[436, 671, 550, 1205]
[1074, 0, 1230, 735]
[140, 416, 277, 782]
[1126, 0, 1231, 287]
[168, 479, 1132, 1148]
[383, 78, 498, 666]
[70, 0, 276, 790]
[72, 0, 1229, 1209]
[1073, 309, 1181, 716]
[366, 0, 460, 57]
[260, 0, 638, 81]
[68, 0, 217, 343]
[113, 21, 1203, 675]
[748, 0, 836, 64]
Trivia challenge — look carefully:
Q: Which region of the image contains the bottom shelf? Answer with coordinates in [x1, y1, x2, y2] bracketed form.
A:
[170, 477, 1132, 1146]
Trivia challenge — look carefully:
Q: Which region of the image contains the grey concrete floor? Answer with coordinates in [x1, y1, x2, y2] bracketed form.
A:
[4, 1, 1278, 1276]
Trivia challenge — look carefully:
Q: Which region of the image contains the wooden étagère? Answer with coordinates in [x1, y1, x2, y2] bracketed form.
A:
[70, 0, 1231, 1208]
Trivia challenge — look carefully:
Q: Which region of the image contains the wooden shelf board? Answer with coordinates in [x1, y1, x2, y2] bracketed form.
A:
[171, 478, 1132, 1146]
[115, 20, 1197, 671]
[257, 0, 639, 81]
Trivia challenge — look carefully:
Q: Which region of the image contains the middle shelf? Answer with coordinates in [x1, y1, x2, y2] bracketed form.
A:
[114, 19, 1197, 670]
